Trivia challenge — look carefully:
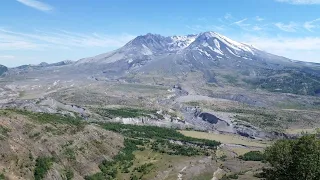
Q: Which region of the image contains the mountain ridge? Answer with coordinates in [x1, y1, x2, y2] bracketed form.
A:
[72, 31, 320, 96]
[76, 31, 262, 65]
[3, 31, 320, 96]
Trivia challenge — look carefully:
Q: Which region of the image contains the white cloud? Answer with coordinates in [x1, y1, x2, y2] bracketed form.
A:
[231, 18, 251, 31]
[304, 18, 320, 31]
[274, 22, 298, 32]
[252, 26, 263, 31]
[233, 18, 248, 25]
[0, 28, 135, 51]
[0, 55, 15, 59]
[224, 13, 233, 20]
[16, 0, 53, 12]
[275, 0, 320, 4]
[255, 16, 264, 21]
[0, 31, 41, 50]
[243, 35, 320, 62]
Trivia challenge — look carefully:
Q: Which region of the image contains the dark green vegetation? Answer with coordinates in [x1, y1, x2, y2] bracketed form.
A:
[99, 123, 220, 148]
[65, 168, 74, 180]
[85, 123, 221, 179]
[12, 109, 84, 126]
[0, 174, 5, 180]
[94, 107, 163, 119]
[34, 157, 54, 180]
[151, 138, 207, 156]
[7, 109, 85, 135]
[245, 69, 320, 96]
[263, 135, 320, 180]
[0, 65, 8, 76]
[239, 151, 264, 161]
[64, 148, 76, 160]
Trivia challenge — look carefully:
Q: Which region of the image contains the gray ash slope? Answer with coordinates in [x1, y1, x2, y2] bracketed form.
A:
[76, 32, 296, 74]
[74, 31, 320, 95]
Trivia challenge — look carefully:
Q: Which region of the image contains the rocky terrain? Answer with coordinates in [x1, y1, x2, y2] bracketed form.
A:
[1, 32, 320, 138]
[1, 31, 320, 179]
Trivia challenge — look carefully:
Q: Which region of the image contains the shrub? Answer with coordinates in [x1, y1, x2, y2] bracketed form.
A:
[0, 125, 10, 136]
[65, 169, 74, 180]
[239, 151, 264, 161]
[0, 174, 5, 180]
[34, 157, 54, 180]
[264, 135, 320, 180]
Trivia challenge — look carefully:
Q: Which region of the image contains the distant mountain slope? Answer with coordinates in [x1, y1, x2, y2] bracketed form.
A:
[5, 31, 320, 96]
[76, 32, 289, 65]
[0, 65, 8, 76]
[74, 31, 299, 76]
[6, 60, 74, 76]
[15, 60, 74, 69]
[72, 31, 320, 95]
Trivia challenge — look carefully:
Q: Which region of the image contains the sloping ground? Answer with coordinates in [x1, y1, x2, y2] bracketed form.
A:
[0, 110, 123, 180]
[0, 109, 269, 180]
[179, 130, 268, 148]
[0, 65, 8, 76]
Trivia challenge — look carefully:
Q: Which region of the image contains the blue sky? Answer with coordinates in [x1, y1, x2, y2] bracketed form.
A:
[1, 0, 320, 67]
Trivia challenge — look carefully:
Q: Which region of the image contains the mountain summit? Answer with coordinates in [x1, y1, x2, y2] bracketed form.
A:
[76, 31, 261, 66]
[7, 32, 320, 96]
[73, 31, 320, 96]
[75, 31, 292, 73]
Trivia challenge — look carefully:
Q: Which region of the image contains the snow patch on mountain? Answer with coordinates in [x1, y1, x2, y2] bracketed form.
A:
[213, 48, 224, 55]
[200, 32, 255, 55]
[214, 39, 221, 50]
[76, 31, 260, 66]
[197, 48, 212, 58]
[226, 47, 240, 58]
[141, 44, 153, 55]
[168, 35, 197, 51]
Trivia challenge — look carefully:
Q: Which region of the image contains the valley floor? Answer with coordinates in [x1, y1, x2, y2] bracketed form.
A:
[1, 74, 320, 179]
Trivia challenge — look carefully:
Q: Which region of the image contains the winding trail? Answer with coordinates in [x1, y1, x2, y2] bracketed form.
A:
[211, 168, 224, 180]
[177, 166, 188, 180]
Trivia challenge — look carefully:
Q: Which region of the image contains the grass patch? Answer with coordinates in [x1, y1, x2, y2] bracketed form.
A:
[64, 148, 76, 161]
[65, 168, 74, 180]
[85, 123, 221, 179]
[0, 125, 10, 137]
[133, 163, 153, 174]
[179, 130, 267, 148]
[99, 123, 220, 148]
[0, 174, 5, 180]
[8, 109, 85, 133]
[221, 108, 294, 130]
[186, 101, 201, 107]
